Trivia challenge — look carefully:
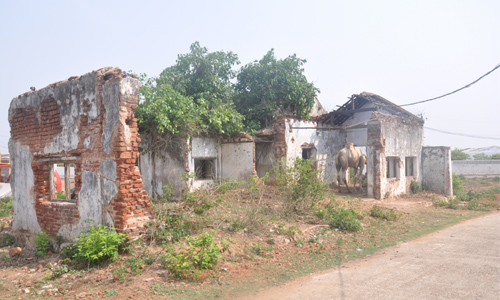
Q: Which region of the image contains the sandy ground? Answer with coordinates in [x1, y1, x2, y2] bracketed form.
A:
[240, 212, 500, 300]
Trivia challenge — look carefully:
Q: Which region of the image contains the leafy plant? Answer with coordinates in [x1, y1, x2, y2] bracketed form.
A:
[410, 181, 421, 194]
[0, 196, 12, 217]
[235, 49, 319, 131]
[433, 195, 449, 207]
[250, 243, 273, 258]
[146, 211, 193, 245]
[316, 207, 363, 232]
[60, 243, 79, 259]
[34, 230, 51, 258]
[161, 232, 227, 280]
[136, 42, 245, 142]
[275, 158, 329, 214]
[452, 173, 464, 195]
[75, 225, 127, 265]
[370, 205, 398, 221]
[184, 192, 214, 215]
[48, 264, 69, 280]
[0, 233, 15, 247]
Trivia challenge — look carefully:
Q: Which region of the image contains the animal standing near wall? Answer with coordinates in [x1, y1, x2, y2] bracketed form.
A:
[335, 143, 367, 193]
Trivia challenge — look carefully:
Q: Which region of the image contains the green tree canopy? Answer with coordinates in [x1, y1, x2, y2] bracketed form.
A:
[451, 148, 470, 160]
[491, 153, 500, 159]
[235, 49, 319, 131]
[136, 42, 245, 139]
[473, 153, 491, 160]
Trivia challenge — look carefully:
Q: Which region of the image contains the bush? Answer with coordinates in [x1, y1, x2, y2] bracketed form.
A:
[0, 197, 12, 217]
[145, 211, 194, 245]
[315, 207, 363, 232]
[34, 230, 51, 258]
[452, 173, 464, 195]
[0, 233, 15, 247]
[410, 181, 421, 194]
[76, 225, 127, 265]
[161, 232, 228, 280]
[370, 205, 398, 221]
[433, 195, 449, 207]
[60, 243, 79, 259]
[275, 158, 329, 213]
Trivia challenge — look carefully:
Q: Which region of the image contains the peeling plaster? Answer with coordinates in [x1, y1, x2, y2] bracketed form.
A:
[10, 141, 41, 233]
[102, 81, 120, 154]
[58, 171, 101, 240]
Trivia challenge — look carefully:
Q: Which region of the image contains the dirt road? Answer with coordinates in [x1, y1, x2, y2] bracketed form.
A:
[241, 213, 500, 300]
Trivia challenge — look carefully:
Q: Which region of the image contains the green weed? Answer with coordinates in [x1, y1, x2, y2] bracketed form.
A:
[75, 224, 127, 265]
[0, 197, 12, 217]
[0, 233, 15, 247]
[370, 205, 398, 221]
[34, 230, 51, 258]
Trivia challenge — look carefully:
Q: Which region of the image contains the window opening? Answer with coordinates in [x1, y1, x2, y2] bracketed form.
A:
[50, 162, 76, 201]
[386, 157, 399, 178]
[301, 147, 317, 170]
[194, 159, 215, 180]
[405, 157, 416, 177]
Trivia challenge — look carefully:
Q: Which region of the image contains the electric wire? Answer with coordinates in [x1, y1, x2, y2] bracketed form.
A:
[424, 126, 500, 141]
[400, 63, 500, 107]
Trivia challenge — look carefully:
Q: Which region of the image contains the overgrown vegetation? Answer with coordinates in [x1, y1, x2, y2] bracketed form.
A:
[275, 158, 329, 214]
[161, 232, 228, 280]
[75, 224, 127, 265]
[0, 196, 12, 217]
[410, 181, 422, 194]
[2, 169, 499, 299]
[370, 205, 398, 221]
[0, 233, 15, 247]
[136, 42, 319, 147]
[34, 230, 50, 258]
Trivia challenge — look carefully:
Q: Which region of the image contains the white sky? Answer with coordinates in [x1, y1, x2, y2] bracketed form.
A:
[1, 0, 499, 155]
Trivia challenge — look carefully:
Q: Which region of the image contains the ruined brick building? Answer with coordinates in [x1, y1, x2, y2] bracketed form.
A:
[8, 67, 151, 243]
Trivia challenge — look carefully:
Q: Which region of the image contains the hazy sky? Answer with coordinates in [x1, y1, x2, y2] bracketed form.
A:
[1, 0, 499, 155]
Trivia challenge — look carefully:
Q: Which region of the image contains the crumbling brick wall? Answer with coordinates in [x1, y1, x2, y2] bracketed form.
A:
[8, 67, 151, 243]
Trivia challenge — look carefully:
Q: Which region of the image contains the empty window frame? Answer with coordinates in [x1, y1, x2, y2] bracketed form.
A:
[194, 159, 216, 180]
[405, 157, 417, 177]
[386, 157, 400, 178]
[301, 147, 318, 169]
[50, 162, 76, 201]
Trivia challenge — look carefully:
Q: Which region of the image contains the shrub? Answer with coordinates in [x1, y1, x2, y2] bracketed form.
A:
[161, 232, 227, 280]
[60, 243, 79, 259]
[452, 173, 464, 195]
[184, 192, 214, 215]
[75, 225, 127, 265]
[146, 212, 193, 245]
[370, 205, 398, 221]
[410, 181, 421, 194]
[34, 230, 51, 258]
[433, 196, 448, 207]
[275, 158, 329, 213]
[0, 197, 12, 217]
[0, 233, 15, 247]
[315, 207, 362, 232]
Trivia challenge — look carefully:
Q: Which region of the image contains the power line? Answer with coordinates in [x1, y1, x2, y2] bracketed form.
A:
[400, 63, 500, 107]
[424, 126, 500, 140]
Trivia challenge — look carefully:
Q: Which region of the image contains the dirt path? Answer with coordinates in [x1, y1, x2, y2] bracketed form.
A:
[240, 212, 500, 300]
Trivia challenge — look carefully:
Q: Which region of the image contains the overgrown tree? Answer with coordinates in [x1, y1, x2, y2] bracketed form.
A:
[136, 42, 245, 141]
[235, 49, 319, 131]
[451, 148, 470, 160]
[491, 153, 500, 160]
